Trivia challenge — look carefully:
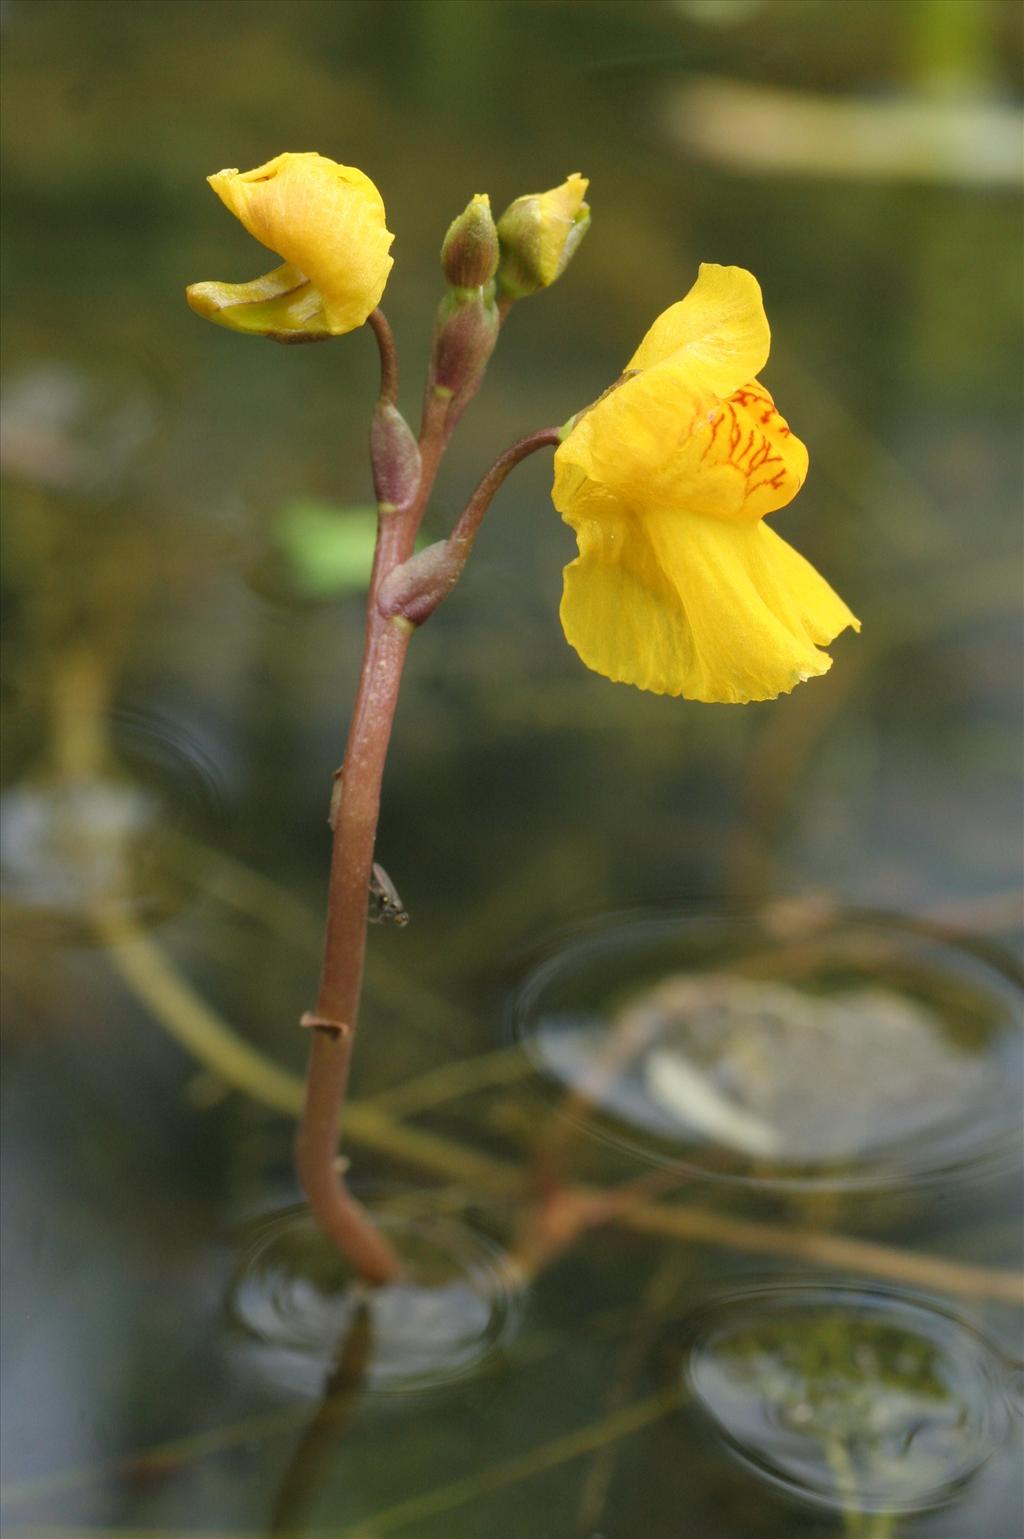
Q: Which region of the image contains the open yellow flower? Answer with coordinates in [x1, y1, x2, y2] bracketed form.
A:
[553, 264, 859, 702]
[186, 152, 394, 339]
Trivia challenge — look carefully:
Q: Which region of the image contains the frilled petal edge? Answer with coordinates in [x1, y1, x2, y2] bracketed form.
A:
[558, 493, 860, 703]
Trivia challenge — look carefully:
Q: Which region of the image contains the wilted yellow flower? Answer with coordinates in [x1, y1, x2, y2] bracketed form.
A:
[553, 264, 859, 702]
[186, 152, 394, 339]
[496, 173, 590, 298]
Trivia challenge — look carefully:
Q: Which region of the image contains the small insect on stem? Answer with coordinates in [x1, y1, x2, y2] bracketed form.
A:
[368, 862, 409, 927]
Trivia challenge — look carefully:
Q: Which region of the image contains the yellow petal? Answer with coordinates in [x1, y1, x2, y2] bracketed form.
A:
[558, 371, 807, 523]
[627, 264, 770, 395]
[207, 153, 394, 334]
[556, 366, 720, 510]
[556, 487, 859, 703]
[532, 172, 590, 286]
[706, 379, 810, 521]
[185, 261, 332, 339]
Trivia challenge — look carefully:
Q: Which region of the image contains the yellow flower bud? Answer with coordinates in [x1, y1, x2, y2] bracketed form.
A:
[496, 173, 590, 299]
[186, 152, 394, 339]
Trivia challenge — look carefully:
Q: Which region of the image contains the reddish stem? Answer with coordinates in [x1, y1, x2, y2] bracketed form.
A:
[376, 426, 561, 629]
[295, 524, 415, 1283]
[295, 310, 558, 1284]
[294, 316, 471, 1282]
[366, 308, 399, 406]
[446, 426, 561, 568]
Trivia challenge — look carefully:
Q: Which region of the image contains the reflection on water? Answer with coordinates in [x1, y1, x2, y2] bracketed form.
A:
[1, 776, 160, 915]
[0, 706, 226, 935]
[513, 909, 1023, 1191]
[1, 361, 156, 496]
[227, 1202, 521, 1399]
[686, 1285, 1013, 1519]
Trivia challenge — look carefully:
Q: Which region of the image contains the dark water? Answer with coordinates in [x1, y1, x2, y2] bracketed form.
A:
[2, 2, 1022, 1535]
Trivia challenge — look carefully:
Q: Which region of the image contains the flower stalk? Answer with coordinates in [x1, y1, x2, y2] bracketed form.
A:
[378, 425, 561, 628]
[187, 155, 592, 1282]
[297, 309, 559, 1284]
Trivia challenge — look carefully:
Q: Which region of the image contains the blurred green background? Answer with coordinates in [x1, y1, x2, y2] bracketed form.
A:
[2, 2, 1022, 1536]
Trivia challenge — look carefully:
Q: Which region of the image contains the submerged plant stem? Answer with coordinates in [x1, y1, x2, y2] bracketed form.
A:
[90, 905, 1023, 1308]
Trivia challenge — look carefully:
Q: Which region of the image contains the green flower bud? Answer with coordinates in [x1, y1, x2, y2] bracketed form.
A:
[496, 173, 590, 300]
[441, 193, 499, 289]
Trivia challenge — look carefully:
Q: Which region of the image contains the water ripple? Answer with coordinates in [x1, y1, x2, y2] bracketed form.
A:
[684, 1283, 1013, 1517]
[510, 908, 1023, 1191]
[0, 705, 227, 935]
[226, 1202, 521, 1398]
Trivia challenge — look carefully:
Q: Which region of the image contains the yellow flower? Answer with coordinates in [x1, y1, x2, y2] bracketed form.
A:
[553, 264, 860, 702]
[186, 152, 394, 339]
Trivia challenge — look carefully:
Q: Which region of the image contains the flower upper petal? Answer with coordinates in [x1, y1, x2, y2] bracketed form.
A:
[556, 486, 859, 702]
[207, 153, 394, 334]
[626, 263, 770, 395]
